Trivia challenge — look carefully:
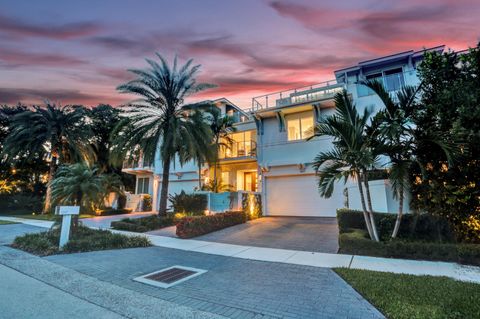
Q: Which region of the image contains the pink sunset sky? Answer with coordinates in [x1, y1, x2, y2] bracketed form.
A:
[0, 0, 479, 109]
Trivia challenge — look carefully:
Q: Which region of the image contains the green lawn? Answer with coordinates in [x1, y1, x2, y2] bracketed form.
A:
[0, 220, 17, 225]
[335, 268, 480, 319]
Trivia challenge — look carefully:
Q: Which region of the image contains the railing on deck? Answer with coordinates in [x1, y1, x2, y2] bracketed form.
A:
[354, 70, 418, 97]
[219, 140, 257, 159]
[251, 79, 345, 111]
[122, 157, 153, 170]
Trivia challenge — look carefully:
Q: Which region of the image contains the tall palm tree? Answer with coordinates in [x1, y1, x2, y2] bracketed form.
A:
[115, 54, 215, 216]
[311, 90, 380, 241]
[364, 80, 456, 238]
[205, 106, 236, 188]
[2, 103, 93, 213]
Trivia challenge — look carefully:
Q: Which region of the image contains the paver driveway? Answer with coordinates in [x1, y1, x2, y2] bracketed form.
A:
[193, 217, 339, 253]
[47, 246, 383, 319]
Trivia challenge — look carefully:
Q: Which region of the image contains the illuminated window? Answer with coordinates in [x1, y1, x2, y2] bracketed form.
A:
[286, 112, 314, 141]
[221, 171, 229, 186]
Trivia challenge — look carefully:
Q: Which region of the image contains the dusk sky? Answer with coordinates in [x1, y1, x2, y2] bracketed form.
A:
[0, 0, 479, 109]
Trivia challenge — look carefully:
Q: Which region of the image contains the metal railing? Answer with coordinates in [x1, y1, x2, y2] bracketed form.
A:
[355, 70, 419, 97]
[219, 140, 257, 159]
[251, 79, 345, 111]
[122, 157, 153, 169]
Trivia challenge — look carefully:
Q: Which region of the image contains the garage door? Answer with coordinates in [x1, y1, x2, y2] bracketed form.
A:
[265, 175, 343, 217]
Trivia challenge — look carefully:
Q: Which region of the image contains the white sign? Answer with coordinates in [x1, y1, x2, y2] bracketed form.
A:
[55, 206, 80, 249]
[55, 206, 80, 216]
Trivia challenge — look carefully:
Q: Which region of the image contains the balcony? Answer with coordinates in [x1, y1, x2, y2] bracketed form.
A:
[122, 157, 153, 173]
[251, 79, 345, 111]
[356, 69, 419, 97]
[219, 140, 257, 160]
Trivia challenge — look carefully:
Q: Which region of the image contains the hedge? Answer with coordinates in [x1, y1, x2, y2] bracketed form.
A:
[176, 211, 247, 239]
[337, 208, 455, 242]
[339, 229, 480, 266]
[168, 191, 207, 215]
[111, 215, 175, 232]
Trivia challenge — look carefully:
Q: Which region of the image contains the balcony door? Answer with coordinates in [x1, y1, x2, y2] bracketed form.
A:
[243, 171, 257, 192]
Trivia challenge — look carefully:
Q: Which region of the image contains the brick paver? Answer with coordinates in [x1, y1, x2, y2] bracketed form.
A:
[46, 246, 384, 319]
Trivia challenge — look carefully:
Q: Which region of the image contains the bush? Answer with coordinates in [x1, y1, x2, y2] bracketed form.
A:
[339, 229, 480, 266]
[241, 193, 262, 219]
[117, 194, 127, 209]
[168, 191, 207, 215]
[176, 211, 247, 239]
[111, 214, 175, 232]
[0, 193, 43, 215]
[12, 225, 150, 256]
[96, 208, 132, 216]
[142, 194, 152, 211]
[337, 208, 455, 242]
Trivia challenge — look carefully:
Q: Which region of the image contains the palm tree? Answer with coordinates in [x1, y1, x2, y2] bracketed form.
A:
[2, 103, 93, 213]
[311, 90, 380, 241]
[50, 163, 105, 213]
[364, 80, 456, 238]
[205, 106, 236, 188]
[115, 54, 215, 216]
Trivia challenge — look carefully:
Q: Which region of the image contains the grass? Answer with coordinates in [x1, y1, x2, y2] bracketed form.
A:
[335, 268, 480, 319]
[0, 220, 17, 225]
[12, 225, 151, 256]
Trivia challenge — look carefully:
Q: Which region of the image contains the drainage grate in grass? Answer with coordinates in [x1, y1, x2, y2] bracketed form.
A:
[133, 266, 207, 288]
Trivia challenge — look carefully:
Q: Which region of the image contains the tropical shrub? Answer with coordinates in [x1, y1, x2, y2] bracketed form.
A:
[111, 215, 175, 232]
[337, 208, 455, 242]
[0, 193, 43, 214]
[142, 194, 152, 211]
[168, 191, 207, 215]
[241, 192, 262, 219]
[12, 225, 150, 256]
[176, 211, 247, 239]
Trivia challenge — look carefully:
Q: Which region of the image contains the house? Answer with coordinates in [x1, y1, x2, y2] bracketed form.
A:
[122, 46, 445, 216]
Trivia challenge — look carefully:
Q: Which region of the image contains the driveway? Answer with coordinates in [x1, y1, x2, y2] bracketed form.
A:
[195, 216, 339, 253]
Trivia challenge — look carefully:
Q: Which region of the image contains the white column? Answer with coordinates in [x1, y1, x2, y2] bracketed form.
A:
[152, 175, 160, 213]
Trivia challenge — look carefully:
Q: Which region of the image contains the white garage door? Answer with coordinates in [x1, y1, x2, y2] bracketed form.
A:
[265, 175, 343, 217]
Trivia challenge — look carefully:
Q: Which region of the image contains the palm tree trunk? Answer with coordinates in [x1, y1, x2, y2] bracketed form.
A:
[198, 161, 202, 189]
[158, 156, 171, 216]
[363, 171, 380, 242]
[213, 137, 219, 188]
[392, 187, 404, 238]
[356, 170, 374, 240]
[43, 155, 57, 214]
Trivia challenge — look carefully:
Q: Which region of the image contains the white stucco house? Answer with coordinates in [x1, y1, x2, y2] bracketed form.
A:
[122, 45, 445, 216]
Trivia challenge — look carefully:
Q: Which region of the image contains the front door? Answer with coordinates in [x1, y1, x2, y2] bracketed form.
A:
[243, 171, 257, 192]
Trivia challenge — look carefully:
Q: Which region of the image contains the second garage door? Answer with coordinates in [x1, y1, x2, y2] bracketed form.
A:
[265, 174, 343, 217]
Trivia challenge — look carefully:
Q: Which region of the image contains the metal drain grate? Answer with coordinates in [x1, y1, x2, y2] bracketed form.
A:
[134, 266, 207, 288]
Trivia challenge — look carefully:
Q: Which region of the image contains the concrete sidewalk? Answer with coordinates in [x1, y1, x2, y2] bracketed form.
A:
[2, 215, 480, 284]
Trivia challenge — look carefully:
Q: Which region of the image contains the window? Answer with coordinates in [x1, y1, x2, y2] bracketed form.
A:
[221, 171, 229, 186]
[136, 177, 149, 194]
[286, 112, 314, 141]
[384, 68, 405, 91]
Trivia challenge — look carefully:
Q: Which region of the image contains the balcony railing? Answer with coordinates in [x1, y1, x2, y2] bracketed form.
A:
[251, 79, 345, 111]
[122, 157, 153, 170]
[219, 140, 257, 159]
[355, 70, 419, 97]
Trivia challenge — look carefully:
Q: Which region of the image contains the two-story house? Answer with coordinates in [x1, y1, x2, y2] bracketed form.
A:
[123, 45, 445, 216]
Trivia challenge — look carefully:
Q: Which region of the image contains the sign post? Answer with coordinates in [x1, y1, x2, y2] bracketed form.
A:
[55, 206, 80, 249]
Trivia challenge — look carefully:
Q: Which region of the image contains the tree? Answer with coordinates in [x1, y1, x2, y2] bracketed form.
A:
[412, 44, 480, 242]
[115, 54, 214, 215]
[365, 80, 458, 238]
[2, 103, 93, 213]
[204, 106, 236, 188]
[311, 90, 380, 241]
[50, 163, 123, 214]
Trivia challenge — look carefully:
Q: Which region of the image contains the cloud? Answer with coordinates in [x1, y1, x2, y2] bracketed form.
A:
[0, 48, 87, 68]
[0, 87, 124, 106]
[269, 1, 479, 54]
[0, 14, 102, 39]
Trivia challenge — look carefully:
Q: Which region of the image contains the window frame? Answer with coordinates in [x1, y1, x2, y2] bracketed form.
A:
[285, 111, 314, 141]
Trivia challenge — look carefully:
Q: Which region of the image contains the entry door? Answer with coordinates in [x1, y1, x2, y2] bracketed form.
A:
[243, 172, 257, 192]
